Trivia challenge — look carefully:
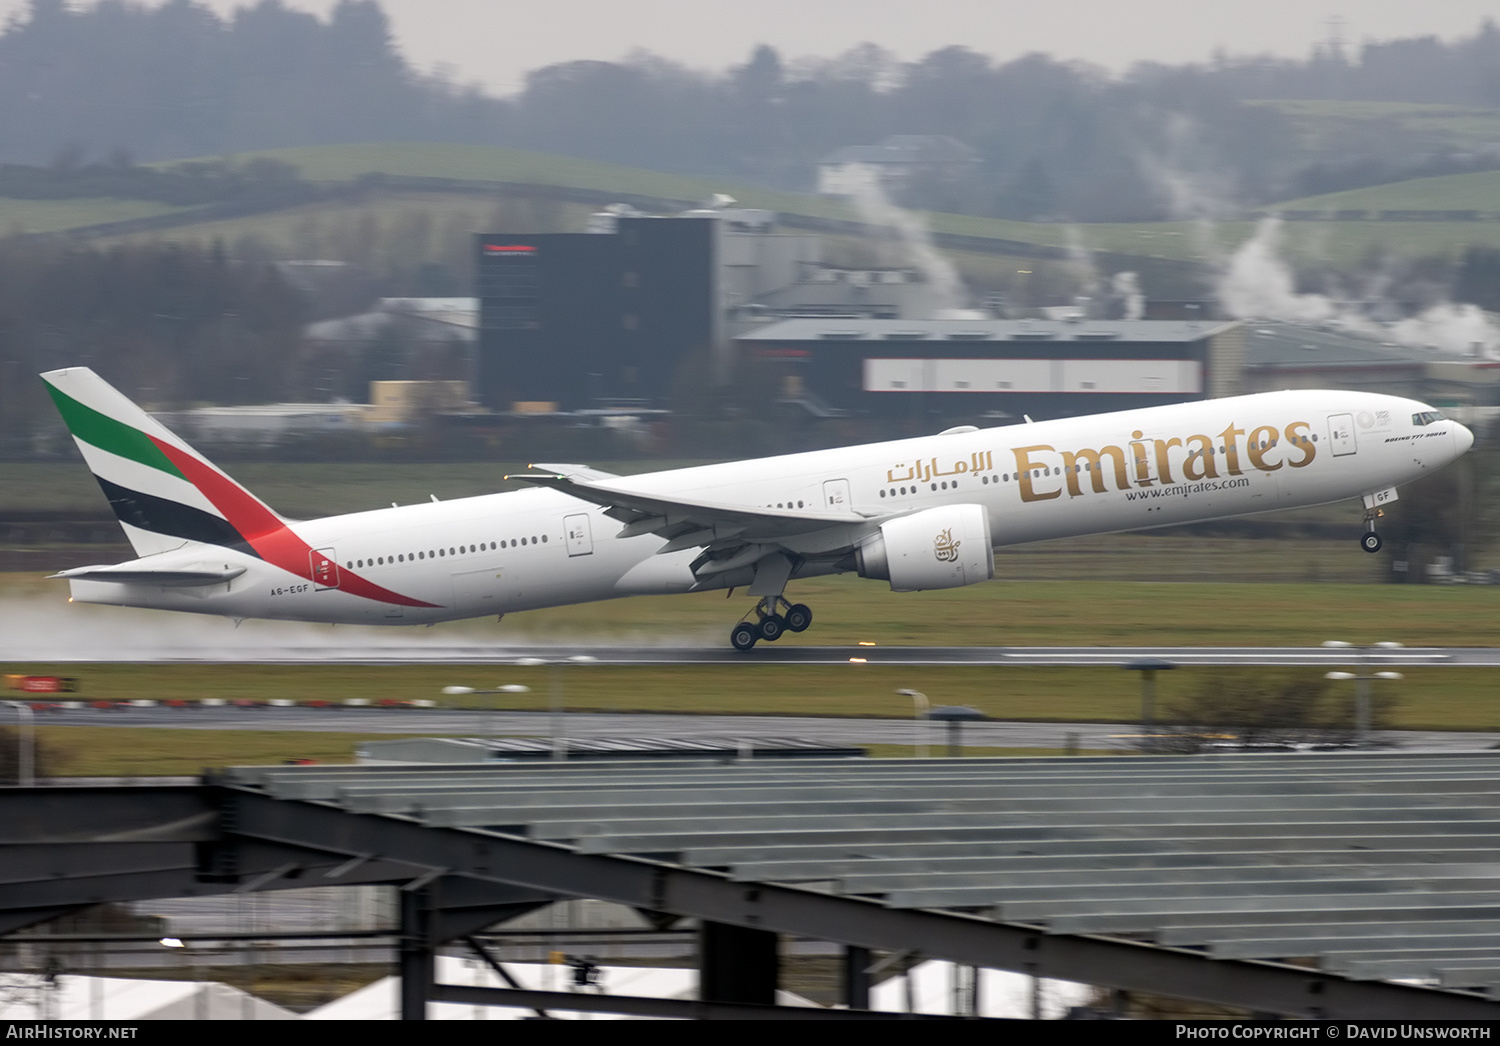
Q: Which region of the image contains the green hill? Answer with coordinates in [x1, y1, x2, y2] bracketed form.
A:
[223, 142, 1084, 250]
[0, 196, 199, 235]
[1275, 169, 1500, 213]
[1248, 99, 1500, 155]
[20, 141, 1500, 273]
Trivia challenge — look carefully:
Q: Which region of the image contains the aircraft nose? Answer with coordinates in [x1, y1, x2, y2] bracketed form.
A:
[1454, 421, 1475, 457]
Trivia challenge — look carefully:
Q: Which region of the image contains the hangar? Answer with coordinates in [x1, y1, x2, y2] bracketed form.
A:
[737, 318, 1245, 422]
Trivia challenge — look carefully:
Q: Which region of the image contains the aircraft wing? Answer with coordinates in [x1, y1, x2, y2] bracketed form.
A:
[507, 471, 879, 562]
[529, 462, 621, 482]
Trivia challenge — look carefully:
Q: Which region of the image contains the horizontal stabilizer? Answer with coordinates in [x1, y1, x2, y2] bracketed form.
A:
[51, 564, 247, 587]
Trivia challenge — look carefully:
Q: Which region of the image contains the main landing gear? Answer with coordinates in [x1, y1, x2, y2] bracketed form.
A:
[730, 596, 813, 651]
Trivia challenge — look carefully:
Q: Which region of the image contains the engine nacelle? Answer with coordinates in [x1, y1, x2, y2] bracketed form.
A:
[855, 503, 995, 592]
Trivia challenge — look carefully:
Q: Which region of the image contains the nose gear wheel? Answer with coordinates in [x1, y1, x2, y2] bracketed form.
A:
[1361, 506, 1385, 554]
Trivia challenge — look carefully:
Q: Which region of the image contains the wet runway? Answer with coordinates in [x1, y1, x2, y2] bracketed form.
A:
[8, 642, 1482, 666]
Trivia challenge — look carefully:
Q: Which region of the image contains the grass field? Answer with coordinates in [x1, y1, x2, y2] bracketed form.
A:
[0, 137, 1494, 275]
[1278, 169, 1500, 214]
[6, 568, 1500, 775]
[14, 729, 1111, 777]
[0, 196, 197, 235]
[20, 727, 425, 777]
[143, 143, 1158, 259]
[7, 577, 1500, 709]
[5, 659, 1496, 727]
[8, 140, 1496, 272]
[5, 653, 1499, 776]
[1249, 99, 1500, 158]
[13, 567, 1469, 652]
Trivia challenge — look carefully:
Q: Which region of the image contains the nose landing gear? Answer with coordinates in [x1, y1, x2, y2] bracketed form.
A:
[729, 596, 814, 651]
[1362, 508, 1385, 554]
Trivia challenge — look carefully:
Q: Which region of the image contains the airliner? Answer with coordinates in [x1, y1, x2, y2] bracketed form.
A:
[41, 367, 1473, 650]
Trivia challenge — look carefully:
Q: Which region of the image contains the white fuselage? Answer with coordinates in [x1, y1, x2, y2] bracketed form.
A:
[66, 389, 1468, 623]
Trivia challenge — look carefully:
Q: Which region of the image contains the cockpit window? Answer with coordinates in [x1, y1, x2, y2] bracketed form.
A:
[1412, 411, 1446, 427]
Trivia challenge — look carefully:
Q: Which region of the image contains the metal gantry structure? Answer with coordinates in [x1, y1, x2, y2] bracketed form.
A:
[5, 753, 1500, 1019]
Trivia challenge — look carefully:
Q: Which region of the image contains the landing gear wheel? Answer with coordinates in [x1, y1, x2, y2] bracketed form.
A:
[1361, 532, 1383, 554]
[785, 603, 813, 633]
[759, 614, 787, 642]
[731, 622, 760, 651]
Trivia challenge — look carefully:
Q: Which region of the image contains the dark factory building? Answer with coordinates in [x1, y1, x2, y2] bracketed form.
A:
[737, 318, 1245, 423]
[476, 217, 715, 410]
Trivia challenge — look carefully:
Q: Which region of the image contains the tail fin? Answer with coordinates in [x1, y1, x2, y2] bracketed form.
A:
[41, 367, 287, 557]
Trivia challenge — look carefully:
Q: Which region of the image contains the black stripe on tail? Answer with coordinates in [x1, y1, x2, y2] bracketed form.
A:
[95, 476, 255, 554]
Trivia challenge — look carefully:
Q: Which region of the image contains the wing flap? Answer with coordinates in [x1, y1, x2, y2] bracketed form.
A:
[507, 472, 872, 540]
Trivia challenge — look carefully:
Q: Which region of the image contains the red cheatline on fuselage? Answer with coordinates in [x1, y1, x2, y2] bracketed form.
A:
[149, 436, 439, 609]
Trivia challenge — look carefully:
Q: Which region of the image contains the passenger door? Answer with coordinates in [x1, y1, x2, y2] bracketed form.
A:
[564, 513, 594, 557]
[1328, 414, 1358, 457]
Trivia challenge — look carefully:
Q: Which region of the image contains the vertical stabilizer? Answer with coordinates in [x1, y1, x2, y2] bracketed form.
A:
[40, 367, 286, 557]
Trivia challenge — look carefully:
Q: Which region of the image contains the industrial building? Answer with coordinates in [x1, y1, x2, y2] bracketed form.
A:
[738, 317, 1245, 422]
[477, 207, 829, 411]
[474, 204, 1500, 429]
[474, 206, 968, 413]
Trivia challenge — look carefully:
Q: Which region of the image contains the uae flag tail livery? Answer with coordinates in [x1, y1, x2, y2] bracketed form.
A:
[40, 367, 433, 607]
[42, 367, 286, 558]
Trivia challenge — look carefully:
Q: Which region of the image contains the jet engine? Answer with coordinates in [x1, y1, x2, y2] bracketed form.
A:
[854, 503, 994, 591]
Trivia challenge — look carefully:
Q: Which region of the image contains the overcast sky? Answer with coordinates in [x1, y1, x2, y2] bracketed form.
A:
[5, 0, 1499, 94]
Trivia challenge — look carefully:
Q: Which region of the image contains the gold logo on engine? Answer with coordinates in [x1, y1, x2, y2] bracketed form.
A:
[934, 528, 960, 562]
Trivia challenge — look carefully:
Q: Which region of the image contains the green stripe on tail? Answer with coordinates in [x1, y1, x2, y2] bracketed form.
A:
[43, 383, 185, 479]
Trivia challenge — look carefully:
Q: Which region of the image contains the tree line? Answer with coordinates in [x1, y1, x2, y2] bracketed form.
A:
[0, 241, 307, 445]
[5, 2, 1500, 221]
